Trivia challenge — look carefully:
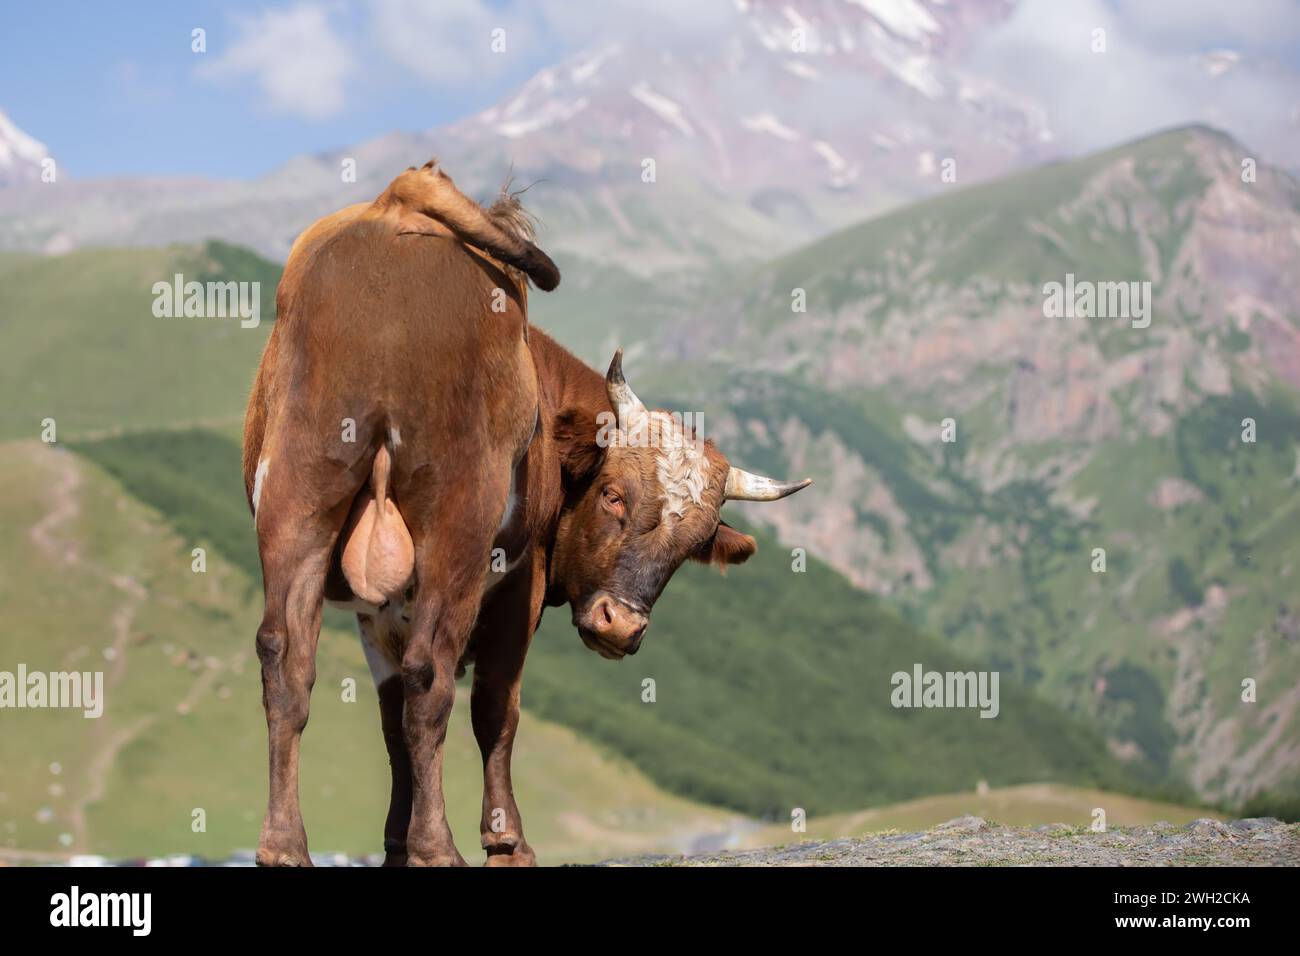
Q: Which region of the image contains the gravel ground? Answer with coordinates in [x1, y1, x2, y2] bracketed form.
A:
[598, 816, 1300, 866]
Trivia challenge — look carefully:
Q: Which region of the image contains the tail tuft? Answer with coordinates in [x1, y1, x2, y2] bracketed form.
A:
[519, 247, 561, 291]
[386, 162, 561, 291]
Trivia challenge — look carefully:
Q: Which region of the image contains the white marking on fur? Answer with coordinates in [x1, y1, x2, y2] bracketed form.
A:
[485, 557, 524, 595]
[485, 539, 528, 593]
[498, 468, 518, 534]
[358, 617, 399, 685]
[347, 598, 412, 684]
[252, 457, 270, 517]
[389, 427, 401, 448]
[648, 411, 709, 523]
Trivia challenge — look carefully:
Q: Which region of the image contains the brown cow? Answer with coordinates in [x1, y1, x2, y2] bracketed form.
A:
[243, 161, 809, 867]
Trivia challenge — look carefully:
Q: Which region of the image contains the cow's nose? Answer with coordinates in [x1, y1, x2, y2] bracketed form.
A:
[624, 622, 649, 655]
[590, 596, 648, 647]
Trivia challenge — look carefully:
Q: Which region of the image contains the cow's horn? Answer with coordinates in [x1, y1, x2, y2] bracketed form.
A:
[606, 349, 647, 429]
[724, 468, 812, 502]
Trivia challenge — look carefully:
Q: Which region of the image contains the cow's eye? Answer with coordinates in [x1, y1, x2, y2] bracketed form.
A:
[602, 488, 625, 516]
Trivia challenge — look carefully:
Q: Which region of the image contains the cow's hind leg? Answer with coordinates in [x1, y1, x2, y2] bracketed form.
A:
[254, 463, 355, 867]
[400, 472, 512, 867]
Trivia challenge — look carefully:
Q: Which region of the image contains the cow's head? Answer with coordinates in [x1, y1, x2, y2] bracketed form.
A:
[549, 350, 810, 659]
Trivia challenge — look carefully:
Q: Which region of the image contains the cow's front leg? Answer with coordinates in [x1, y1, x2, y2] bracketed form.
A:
[471, 653, 534, 866]
[356, 614, 413, 866]
[376, 672, 413, 866]
[377, 677, 413, 866]
[471, 555, 543, 866]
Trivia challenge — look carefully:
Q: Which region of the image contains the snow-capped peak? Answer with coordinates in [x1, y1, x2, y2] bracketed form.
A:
[0, 109, 50, 184]
[845, 0, 940, 42]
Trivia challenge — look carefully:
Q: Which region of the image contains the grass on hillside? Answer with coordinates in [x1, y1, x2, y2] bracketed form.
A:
[0, 242, 275, 442]
[0, 439, 742, 863]
[67, 425, 1149, 821]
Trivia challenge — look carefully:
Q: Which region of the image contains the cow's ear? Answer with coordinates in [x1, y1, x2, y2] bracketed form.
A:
[553, 406, 605, 483]
[692, 521, 757, 568]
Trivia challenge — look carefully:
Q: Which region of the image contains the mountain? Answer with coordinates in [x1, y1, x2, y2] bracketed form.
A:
[422, 0, 1047, 272]
[0, 0, 1051, 269]
[0, 109, 49, 187]
[639, 125, 1300, 806]
[3, 122, 1294, 821]
[0, 241, 1153, 860]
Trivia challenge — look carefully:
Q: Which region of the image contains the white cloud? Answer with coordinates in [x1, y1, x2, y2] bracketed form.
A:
[191, 0, 740, 124]
[967, 0, 1300, 163]
[367, 0, 739, 90]
[1113, 0, 1300, 58]
[368, 0, 544, 87]
[532, 0, 739, 47]
[191, 0, 1299, 163]
[197, 3, 355, 120]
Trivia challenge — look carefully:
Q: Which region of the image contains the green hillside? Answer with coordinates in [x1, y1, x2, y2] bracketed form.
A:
[66, 424, 1142, 820]
[0, 438, 752, 862]
[1, 190, 1253, 860]
[646, 126, 1300, 809]
[526, 522, 1139, 815]
[0, 241, 275, 441]
[762, 126, 1233, 309]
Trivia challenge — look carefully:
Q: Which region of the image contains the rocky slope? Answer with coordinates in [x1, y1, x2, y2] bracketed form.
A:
[639, 126, 1300, 807]
[601, 815, 1299, 865]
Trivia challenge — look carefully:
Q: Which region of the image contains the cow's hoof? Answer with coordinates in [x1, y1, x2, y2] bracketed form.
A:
[381, 850, 408, 867]
[255, 846, 312, 867]
[484, 839, 536, 867]
[256, 828, 311, 866]
[406, 847, 468, 867]
[482, 830, 535, 866]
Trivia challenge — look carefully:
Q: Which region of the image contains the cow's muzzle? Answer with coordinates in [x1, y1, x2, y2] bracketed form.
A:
[575, 594, 649, 659]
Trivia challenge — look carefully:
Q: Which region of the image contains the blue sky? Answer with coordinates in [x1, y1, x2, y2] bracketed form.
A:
[0, 0, 558, 178]
[3, 0, 1299, 180]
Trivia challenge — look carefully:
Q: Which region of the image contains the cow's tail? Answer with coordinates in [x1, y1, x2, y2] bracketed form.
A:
[386, 160, 561, 292]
